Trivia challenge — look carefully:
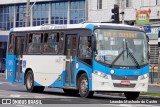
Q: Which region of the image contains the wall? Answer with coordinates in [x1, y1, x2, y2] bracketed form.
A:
[88, 0, 160, 22]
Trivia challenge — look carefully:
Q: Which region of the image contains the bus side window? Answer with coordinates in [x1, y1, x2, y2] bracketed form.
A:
[29, 34, 32, 43]
[28, 33, 42, 54]
[58, 33, 64, 54]
[78, 36, 92, 66]
[43, 33, 59, 54]
[28, 34, 33, 53]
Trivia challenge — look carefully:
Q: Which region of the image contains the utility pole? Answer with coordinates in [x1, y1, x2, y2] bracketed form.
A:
[25, 0, 30, 27]
[121, 0, 125, 24]
[158, 31, 160, 84]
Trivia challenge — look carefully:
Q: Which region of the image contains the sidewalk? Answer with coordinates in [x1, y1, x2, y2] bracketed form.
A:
[96, 92, 160, 99]
[149, 83, 160, 87]
[0, 73, 5, 78]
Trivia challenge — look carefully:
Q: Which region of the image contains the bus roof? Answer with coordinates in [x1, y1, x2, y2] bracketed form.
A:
[10, 23, 143, 32]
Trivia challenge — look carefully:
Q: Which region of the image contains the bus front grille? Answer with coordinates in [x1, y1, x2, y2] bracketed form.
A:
[113, 83, 136, 88]
[111, 75, 138, 80]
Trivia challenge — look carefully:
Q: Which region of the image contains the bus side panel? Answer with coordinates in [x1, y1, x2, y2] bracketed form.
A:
[6, 55, 16, 83]
[48, 71, 65, 88]
[22, 55, 65, 87]
[75, 60, 93, 91]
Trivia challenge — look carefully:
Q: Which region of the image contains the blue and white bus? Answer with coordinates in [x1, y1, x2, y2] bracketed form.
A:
[6, 23, 149, 100]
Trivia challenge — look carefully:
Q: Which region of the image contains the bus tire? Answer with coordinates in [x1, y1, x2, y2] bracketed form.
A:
[124, 92, 140, 100]
[78, 73, 94, 98]
[25, 70, 37, 92]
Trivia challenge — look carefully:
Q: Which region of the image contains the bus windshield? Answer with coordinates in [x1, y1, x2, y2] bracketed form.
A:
[94, 29, 148, 68]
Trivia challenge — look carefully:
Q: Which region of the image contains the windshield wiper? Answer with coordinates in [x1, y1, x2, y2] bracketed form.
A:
[126, 43, 140, 69]
[110, 40, 125, 68]
[110, 42, 140, 68]
[110, 49, 125, 68]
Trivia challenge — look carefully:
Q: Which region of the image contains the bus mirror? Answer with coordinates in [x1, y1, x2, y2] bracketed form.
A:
[148, 51, 150, 60]
[92, 40, 96, 50]
[146, 35, 149, 43]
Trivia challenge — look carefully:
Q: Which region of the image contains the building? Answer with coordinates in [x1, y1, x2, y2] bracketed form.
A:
[0, 0, 86, 71]
[88, 0, 160, 66]
[0, 0, 86, 58]
[0, 0, 160, 72]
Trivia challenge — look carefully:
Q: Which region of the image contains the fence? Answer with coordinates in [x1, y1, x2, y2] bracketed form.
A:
[0, 58, 6, 73]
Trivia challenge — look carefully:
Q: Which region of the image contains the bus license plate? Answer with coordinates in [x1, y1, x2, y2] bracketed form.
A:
[120, 80, 130, 86]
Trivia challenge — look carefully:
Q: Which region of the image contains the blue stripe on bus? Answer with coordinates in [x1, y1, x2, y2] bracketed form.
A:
[85, 24, 95, 32]
[6, 55, 16, 83]
[49, 60, 93, 91]
[49, 71, 65, 88]
[22, 72, 25, 85]
[76, 61, 93, 91]
[106, 65, 149, 76]
[93, 61, 149, 76]
[34, 81, 43, 86]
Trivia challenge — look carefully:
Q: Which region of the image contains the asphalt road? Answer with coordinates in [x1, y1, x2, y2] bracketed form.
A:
[0, 74, 160, 107]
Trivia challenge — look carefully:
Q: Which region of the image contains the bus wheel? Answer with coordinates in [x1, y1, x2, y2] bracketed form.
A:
[25, 70, 37, 92]
[124, 92, 140, 100]
[79, 73, 94, 98]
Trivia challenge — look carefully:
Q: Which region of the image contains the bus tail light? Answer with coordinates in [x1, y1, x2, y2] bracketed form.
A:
[93, 71, 108, 79]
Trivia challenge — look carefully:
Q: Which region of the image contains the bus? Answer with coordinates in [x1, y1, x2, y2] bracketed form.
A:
[6, 23, 149, 100]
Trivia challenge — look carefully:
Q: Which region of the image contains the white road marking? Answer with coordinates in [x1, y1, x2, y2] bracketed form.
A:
[102, 104, 160, 107]
[10, 94, 21, 97]
[16, 105, 33, 107]
[134, 105, 160, 107]
[0, 82, 10, 84]
[119, 104, 133, 107]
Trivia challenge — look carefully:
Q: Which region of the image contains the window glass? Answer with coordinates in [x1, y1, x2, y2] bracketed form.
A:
[0, 5, 14, 30]
[97, 0, 102, 10]
[70, 0, 85, 24]
[51, 2, 68, 24]
[157, 0, 160, 5]
[126, 0, 132, 8]
[28, 33, 42, 54]
[33, 3, 49, 26]
[43, 33, 62, 54]
[16, 4, 26, 27]
[78, 36, 91, 58]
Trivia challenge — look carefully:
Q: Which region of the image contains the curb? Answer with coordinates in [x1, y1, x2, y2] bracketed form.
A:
[148, 84, 160, 87]
[96, 92, 160, 99]
[140, 95, 160, 99]
[0, 73, 6, 78]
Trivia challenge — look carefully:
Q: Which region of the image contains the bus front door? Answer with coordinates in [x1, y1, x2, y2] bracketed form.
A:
[15, 36, 25, 82]
[65, 35, 77, 87]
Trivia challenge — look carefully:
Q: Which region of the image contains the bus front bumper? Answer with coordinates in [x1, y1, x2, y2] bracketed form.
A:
[92, 73, 148, 92]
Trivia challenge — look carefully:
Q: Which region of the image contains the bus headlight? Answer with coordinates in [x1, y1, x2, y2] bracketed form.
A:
[140, 73, 149, 80]
[93, 71, 108, 79]
[110, 70, 115, 74]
